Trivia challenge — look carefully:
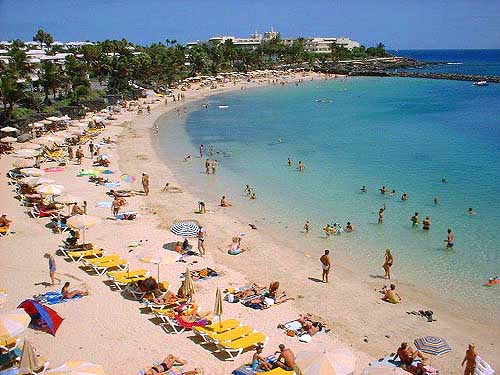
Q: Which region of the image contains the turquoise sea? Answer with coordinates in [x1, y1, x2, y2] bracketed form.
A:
[157, 63, 500, 318]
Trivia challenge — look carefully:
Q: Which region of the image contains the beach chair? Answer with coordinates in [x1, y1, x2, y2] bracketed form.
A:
[154, 310, 186, 334]
[51, 219, 70, 233]
[58, 242, 93, 256]
[0, 226, 10, 237]
[125, 283, 149, 300]
[107, 269, 148, 290]
[112, 275, 148, 290]
[90, 258, 128, 275]
[193, 319, 241, 343]
[29, 205, 62, 219]
[83, 254, 121, 267]
[66, 248, 104, 262]
[207, 325, 254, 345]
[216, 332, 268, 361]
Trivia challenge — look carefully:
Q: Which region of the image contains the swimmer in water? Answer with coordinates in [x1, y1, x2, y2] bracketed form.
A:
[467, 207, 476, 215]
[244, 185, 253, 195]
[297, 161, 304, 171]
[378, 207, 385, 223]
[433, 197, 438, 205]
[277, 138, 283, 143]
[184, 155, 191, 162]
[379, 186, 388, 194]
[360, 185, 367, 193]
[250, 192, 256, 200]
[345, 222, 354, 232]
[288, 158, 292, 167]
[304, 221, 310, 233]
[388, 189, 396, 196]
[401, 192, 408, 201]
[441, 178, 448, 184]
[411, 212, 419, 226]
[422, 216, 431, 230]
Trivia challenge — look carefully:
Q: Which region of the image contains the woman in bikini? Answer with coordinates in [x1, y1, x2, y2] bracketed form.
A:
[144, 355, 200, 375]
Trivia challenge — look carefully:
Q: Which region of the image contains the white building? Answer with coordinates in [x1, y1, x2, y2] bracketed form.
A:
[301, 37, 361, 53]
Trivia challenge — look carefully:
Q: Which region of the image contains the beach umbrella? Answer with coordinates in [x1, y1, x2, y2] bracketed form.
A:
[414, 336, 452, 356]
[13, 159, 34, 168]
[170, 221, 200, 237]
[214, 288, 223, 327]
[18, 300, 63, 336]
[46, 116, 61, 122]
[119, 174, 136, 183]
[19, 339, 43, 374]
[362, 366, 408, 375]
[57, 193, 81, 205]
[139, 251, 179, 280]
[32, 122, 46, 128]
[1, 126, 18, 132]
[0, 310, 30, 337]
[20, 176, 54, 186]
[40, 119, 52, 125]
[180, 267, 195, 297]
[67, 214, 100, 245]
[13, 149, 39, 158]
[46, 361, 105, 375]
[36, 184, 65, 196]
[1, 136, 17, 143]
[295, 348, 356, 375]
[20, 167, 45, 176]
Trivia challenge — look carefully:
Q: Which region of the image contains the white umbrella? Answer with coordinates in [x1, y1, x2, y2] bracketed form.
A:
[20, 176, 54, 186]
[22, 143, 42, 150]
[33, 122, 46, 128]
[40, 119, 52, 125]
[67, 214, 100, 244]
[46, 116, 61, 122]
[1, 136, 17, 143]
[13, 159, 34, 168]
[36, 184, 65, 196]
[0, 126, 18, 132]
[57, 193, 80, 204]
[295, 348, 356, 375]
[13, 149, 39, 158]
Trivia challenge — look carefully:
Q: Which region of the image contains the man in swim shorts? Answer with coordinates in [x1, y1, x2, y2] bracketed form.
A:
[320, 250, 331, 283]
[446, 229, 454, 248]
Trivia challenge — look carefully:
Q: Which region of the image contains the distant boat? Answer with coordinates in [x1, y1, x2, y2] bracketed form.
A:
[218, 105, 229, 109]
[473, 81, 488, 86]
[447, 62, 463, 65]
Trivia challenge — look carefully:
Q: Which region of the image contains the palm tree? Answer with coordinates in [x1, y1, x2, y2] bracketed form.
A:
[33, 29, 54, 49]
[39, 61, 62, 102]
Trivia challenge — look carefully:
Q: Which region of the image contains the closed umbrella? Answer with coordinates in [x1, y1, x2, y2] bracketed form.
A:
[170, 221, 200, 237]
[20, 167, 45, 176]
[1, 126, 18, 132]
[180, 267, 195, 298]
[414, 336, 452, 356]
[0, 310, 30, 337]
[36, 184, 65, 196]
[19, 339, 43, 374]
[67, 214, 100, 245]
[139, 251, 179, 280]
[295, 348, 356, 375]
[46, 361, 105, 375]
[214, 288, 223, 327]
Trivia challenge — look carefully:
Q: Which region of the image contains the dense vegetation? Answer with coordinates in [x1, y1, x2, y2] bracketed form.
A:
[0, 29, 390, 125]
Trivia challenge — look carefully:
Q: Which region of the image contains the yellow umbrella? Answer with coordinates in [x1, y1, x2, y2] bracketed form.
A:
[46, 361, 105, 375]
[19, 339, 43, 374]
[0, 310, 30, 337]
[20, 167, 45, 176]
[139, 252, 179, 280]
[36, 184, 65, 196]
[214, 288, 223, 327]
[295, 348, 356, 375]
[67, 214, 100, 245]
[180, 267, 195, 298]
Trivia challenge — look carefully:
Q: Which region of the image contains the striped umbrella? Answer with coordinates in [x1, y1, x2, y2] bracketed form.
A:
[170, 221, 200, 237]
[362, 366, 408, 375]
[20, 168, 45, 176]
[0, 309, 30, 337]
[214, 288, 223, 327]
[46, 361, 105, 375]
[414, 336, 452, 356]
[119, 174, 136, 183]
[180, 267, 195, 297]
[295, 348, 356, 375]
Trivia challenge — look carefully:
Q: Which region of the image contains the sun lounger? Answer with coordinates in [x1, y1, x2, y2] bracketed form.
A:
[58, 242, 94, 256]
[112, 275, 147, 290]
[193, 319, 242, 343]
[90, 258, 128, 275]
[232, 366, 294, 375]
[83, 254, 121, 267]
[0, 226, 10, 237]
[66, 248, 104, 262]
[216, 332, 268, 361]
[208, 325, 254, 345]
[154, 310, 186, 334]
[29, 205, 62, 219]
[126, 284, 150, 300]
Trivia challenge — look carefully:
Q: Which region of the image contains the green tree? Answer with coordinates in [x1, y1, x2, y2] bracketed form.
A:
[39, 61, 62, 102]
[33, 29, 54, 49]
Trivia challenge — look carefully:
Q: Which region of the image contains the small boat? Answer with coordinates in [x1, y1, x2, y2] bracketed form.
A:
[473, 81, 488, 86]
[218, 105, 229, 109]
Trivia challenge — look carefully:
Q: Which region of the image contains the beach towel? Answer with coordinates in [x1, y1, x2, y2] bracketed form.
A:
[44, 167, 64, 173]
[181, 267, 219, 281]
[475, 356, 494, 375]
[95, 201, 113, 208]
[116, 212, 137, 220]
[103, 182, 121, 188]
[174, 315, 208, 329]
[35, 291, 82, 305]
[139, 366, 183, 375]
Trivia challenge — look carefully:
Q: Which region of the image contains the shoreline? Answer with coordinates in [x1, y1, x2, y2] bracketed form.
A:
[129, 75, 500, 371]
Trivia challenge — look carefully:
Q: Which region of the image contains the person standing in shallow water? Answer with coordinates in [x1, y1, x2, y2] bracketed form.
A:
[205, 159, 211, 174]
[288, 158, 292, 166]
[445, 228, 454, 248]
[297, 161, 304, 171]
[304, 221, 310, 234]
[383, 249, 393, 279]
[320, 250, 331, 283]
[211, 159, 218, 174]
[199, 144, 204, 157]
[378, 207, 385, 223]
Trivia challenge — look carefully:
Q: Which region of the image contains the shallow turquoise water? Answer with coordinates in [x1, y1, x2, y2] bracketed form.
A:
[158, 77, 500, 316]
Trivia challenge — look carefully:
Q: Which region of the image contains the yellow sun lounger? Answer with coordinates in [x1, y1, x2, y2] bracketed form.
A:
[91, 258, 128, 275]
[193, 319, 241, 343]
[112, 275, 147, 290]
[83, 254, 121, 266]
[67, 249, 104, 262]
[108, 269, 147, 279]
[263, 368, 294, 375]
[208, 325, 254, 345]
[216, 332, 268, 361]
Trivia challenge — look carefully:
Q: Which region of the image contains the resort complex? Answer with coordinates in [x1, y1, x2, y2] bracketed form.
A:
[0, 2, 499, 375]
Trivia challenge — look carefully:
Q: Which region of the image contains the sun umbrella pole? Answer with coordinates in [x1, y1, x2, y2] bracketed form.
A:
[157, 262, 160, 281]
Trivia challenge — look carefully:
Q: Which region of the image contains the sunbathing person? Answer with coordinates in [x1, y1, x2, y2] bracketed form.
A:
[382, 284, 401, 304]
[0, 214, 12, 229]
[66, 230, 80, 246]
[144, 290, 183, 305]
[61, 282, 89, 299]
[252, 345, 273, 372]
[108, 189, 132, 198]
[143, 354, 192, 375]
[267, 281, 294, 304]
[234, 283, 266, 299]
[138, 277, 159, 293]
[396, 342, 427, 368]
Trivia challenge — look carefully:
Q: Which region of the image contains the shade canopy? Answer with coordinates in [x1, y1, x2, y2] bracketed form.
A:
[170, 221, 200, 237]
[67, 214, 100, 244]
[0, 309, 30, 337]
[46, 361, 106, 375]
[20, 176, 54, 186]
[18, 299, 63, 336]
[414, 336, 452, 356]
[139, 251, 179, 280]
[13, 149, 39, 158]
[1, 136, 17, 142]
[1, 126, 18, 132]
[295, 348, 356, 375]
[57, 193, 81, 204]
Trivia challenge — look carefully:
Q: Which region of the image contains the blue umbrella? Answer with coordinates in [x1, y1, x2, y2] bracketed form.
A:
[414, 336, 451, 356]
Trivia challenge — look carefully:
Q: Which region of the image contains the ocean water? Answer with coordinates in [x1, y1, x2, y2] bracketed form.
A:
[393, 49, 500, 76]
[157, 74, 500, 318]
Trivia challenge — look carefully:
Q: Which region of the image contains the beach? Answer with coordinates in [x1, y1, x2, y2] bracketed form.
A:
[1, 70, 499, 375]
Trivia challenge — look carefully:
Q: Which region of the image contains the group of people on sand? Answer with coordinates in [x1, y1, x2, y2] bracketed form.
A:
[251, 344, 302, 374]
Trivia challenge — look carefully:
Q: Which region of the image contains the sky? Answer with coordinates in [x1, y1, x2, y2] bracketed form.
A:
[0, 0, 499, 49]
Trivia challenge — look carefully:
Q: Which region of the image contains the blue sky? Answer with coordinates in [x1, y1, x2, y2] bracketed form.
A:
[1, 0, 499, 49]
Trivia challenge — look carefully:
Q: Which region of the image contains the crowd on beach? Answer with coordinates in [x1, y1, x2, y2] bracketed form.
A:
[0, 70, 496, 375]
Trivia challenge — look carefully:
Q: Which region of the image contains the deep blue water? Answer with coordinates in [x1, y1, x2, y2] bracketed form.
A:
[392, 49, 500, 76]
[158, 74, 500, 318]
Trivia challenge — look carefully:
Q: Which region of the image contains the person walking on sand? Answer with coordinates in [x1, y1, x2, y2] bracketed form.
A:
[197, 226, 206, 256]
[142, 172, 149, 196]
[205, 159, 211, 174]
[383, 249, 393, 279]
[445, 228, 454, 248]
[304, 221, 310, 234]
[211, 159, 218, 174]
[88, 141, 94, 158]
[199, 144, 204, 157]
[147, 105, 151, 114]
[320, 250, 331, 283]
[44, 253, 59, 286]
[461, 344, 477, 375]
[68, 146, 73, 160]
[75, 146, 84, 165]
